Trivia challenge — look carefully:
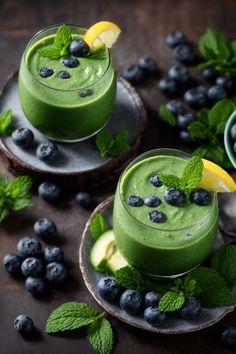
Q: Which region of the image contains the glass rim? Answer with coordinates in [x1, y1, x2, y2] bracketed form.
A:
[118, 148, 217, 232]
[23, 23, 112, 92]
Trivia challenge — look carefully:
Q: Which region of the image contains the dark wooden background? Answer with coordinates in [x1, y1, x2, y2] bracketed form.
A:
[0, 0, 236, 353]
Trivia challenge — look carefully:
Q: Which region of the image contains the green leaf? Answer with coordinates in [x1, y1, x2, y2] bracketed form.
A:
[90, 213, 109, 240]
[54, 24, 72, 50]
[209, 99, 235, 134]
[181, 156, 203, 195]
[159, 104, 176, 127]
[197, 108, 210, 124]
[183, 278, 199, 297]
[187, 121, 210, 140]
[0, 207, 9, 222]
[6, 176, 32, 211]
[108, 140, 130, 157]
[37, 47, 61, 59]
[115, 266, 145, 292]
[96, 129, 114, 157]
[96, 129, 130, 157]
[0, 109, 12, 135]
[115, 130, 128, 141]
[0, 175, 9, 188]
[192, 145, 209, 158]
[211, 245, 236, 287]
[159, 290, 185, 312]
[230, 40, 236, 56]
[46, 302, 98, 333]
[198, 29, 230, 61]
[159, 174, 182, 188]
[87, 318, 114, 354]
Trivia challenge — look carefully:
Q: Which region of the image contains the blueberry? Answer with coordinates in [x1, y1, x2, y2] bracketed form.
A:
[44, 246, 64, 263]
[173, 45, 195, 65]
[184, 87, 208, 108]
[138, 56, 158, 75]
[168, 65, 189, 84]
[36, 141, 59, 163]
[57, 71, 70, 79]
[45, 262, 67, 284]
[79, 89, 93, 97]
[179, 297, 201, 320]
[221, 326, 236, 347]
[144, 307, 166, 327]
[166, 31, 186, 48]
[179, 130, 193, 144]
[120, 289, 143, 314]
[128, 195, 144, 207]
[207, 85, 227, 101]
[97, 276, 122, 302]
[39, 67, 54, 78]
[75, 192, 93, 208]
[34, 217, 57, 241]
[177, 112, 196, 129]
[164, 187, 186, 206]
[2, 253, 22, 274]
[144, 291, 162, 307]
[12, 128, 34, 149]
[158, 78, 177, 97]
[197, 84, 208, 94]
[144, 195, 161, 208]
[38, 181, 60, 202]
[25, 276, 46, 296]
[231, 124, 236, 141]
[17, 237, 42, 258]
[202, 66, 217, 82]
[190, 188, 211, 206]
[166, 100, 186, 117]
[150, 174, 162, 187]
[21, 257, 43, 277]
[216, 76, 235, 92]
[70, 39, 89, 57]
[149, 210, 167, 223]
[60, 57, 79, 68]
[14, 314, 33, 335]
[123, 65, 144, 84]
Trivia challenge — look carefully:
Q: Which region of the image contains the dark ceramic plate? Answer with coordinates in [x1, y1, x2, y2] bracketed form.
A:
[79, 195, 236, 334]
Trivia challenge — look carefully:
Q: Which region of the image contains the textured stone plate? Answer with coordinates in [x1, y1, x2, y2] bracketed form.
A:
[0, 72, 147, 188]
[79, 195, 236, 334]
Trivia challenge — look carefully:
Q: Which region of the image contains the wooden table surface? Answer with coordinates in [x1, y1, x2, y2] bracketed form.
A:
[0, 0, 236, 353]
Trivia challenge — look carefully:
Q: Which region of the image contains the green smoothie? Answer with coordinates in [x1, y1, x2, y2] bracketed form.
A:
[18, 25, 116, 142]
[113, 152, 218, 276]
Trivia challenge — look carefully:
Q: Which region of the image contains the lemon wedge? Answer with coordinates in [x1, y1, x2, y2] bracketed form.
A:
[84, 21, 121, 52]
[198, 159, 236, 192]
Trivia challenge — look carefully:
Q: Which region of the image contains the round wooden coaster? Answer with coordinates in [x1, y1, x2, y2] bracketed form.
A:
[0, 72, 147, 189]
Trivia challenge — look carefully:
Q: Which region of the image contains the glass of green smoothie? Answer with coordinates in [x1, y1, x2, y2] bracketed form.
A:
[18, 24, 116, 142]
[113, 149, 219, 278]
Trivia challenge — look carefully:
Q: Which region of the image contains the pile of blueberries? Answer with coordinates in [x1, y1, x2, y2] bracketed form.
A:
[123, 30, 235, 145]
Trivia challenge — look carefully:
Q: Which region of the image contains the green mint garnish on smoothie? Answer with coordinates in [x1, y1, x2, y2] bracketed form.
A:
[96, 129, 130, 157]
[0, 109, 13, 135]
[90, 213, 110, 240]
[46, 302, 114, 354]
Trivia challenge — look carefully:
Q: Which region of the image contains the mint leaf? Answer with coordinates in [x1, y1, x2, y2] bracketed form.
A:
[0, 207, 9, 222]
[96, 129, 114, 157]
[209, 99, 235, 134]
[159, 104, 176, 127]
[230, 40, 236, 56]
[46, 302, 98, 333]
[159, 290, 185, 312]
[6, 176, 32, 211]
[90, 213, 109, 240]
[96, 129, 130, 157]
[54, 24, 72, 50]
[37, 47, 61, 59]
[197, 108, 210, 124]
[192, 145, 209, 158]
[159, 174, 182, 189]
[198, 29, 230, 60]
[187, 121, 210, 140]
[183, 278, 199, 297]
[211, 245, 236, 287]
[181, 156, 203, 195]
[0, 109, 12, 135]
[87, 318, 114, 354]
[115, 266, 145, 291]
[108, 139, 130, 157]
[0, 175, 9, 188]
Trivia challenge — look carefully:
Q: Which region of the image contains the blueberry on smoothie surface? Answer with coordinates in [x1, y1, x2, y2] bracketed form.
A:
[39, 67, 54, 78]
[57, 71, 71, 79]
[149, 210, 167, 223]
[144, 195, 161, 208]
[69, 39, 90, 57]
[128, 195, 144, 207]
[164, 187, 186, 206]
[79, 89, 93, 98]
[150, 174, 163, 187]
[190, 189, 211, 206]
[60, 57, 79, 68]
[12, 128, 34, 149]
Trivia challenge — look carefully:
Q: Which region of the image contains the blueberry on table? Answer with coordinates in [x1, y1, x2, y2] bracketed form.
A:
[70, 39, 90, 57]
[190, 188, 211, 206]
[120, 289, 143, 314]
[97, 276, 122, 302]
[144, 307, 166, 327]
[79, 89, 93, 97]
[45, 262, 67, 284]
[184, 87, 208, 108]
[172, 45, 195, 65]
[230, 124, 236, 141]
[150, 174, 162, 187]
[207, 85, 227, 101]
[57, 71, 71, 79]
[138, 56, 158, 75]
[36, 141, 59, 163]
[178, 297, 201, 320]
[17, 237, 42, 258]
[164, 187, 186, 206]
[158, 78, 178, 97]
[177, 112, 196, 129]
[39, 67, 54, 78]
[144, 195, 161, 208]
[12, 128, 34, 149]
[168, 65, 189, 84]
[145, 291, 162, 307]
[60, 56, 79, 68]
[166, 100, 186, 117]
[2, 253, 22, 275]
[38, 181, 60, 202]
[166, 31, 186, 48]
[128, 195, 144, 207]
[216, 76, 235, 92]
[75, 192, 93, 208]
[202, 66, 217, 82]
[14, 314, 33, 335]
[179, 130, 193, 144]
[25, 276, 46, 296]
[34, 217, 57, 241]
[21, 257, 43, 277]
[123, 65, 144, 84]
[149, 210, 167, 223]
[44, 246, 64, 263]
[221, 326, 236, 347]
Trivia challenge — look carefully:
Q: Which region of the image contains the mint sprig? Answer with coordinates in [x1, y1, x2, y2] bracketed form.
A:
[0, 109, 13, 135]
[87, 318, 114, 354]
[159, 289, 185, 312]
[90, 213, 110, 240]
[96, 129, 130, 157]
[211, 245, 236, 288]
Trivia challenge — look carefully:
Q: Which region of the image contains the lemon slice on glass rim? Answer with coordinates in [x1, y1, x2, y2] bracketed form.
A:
[84, 21, 121, 52]
[198, 159, 236, 192]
